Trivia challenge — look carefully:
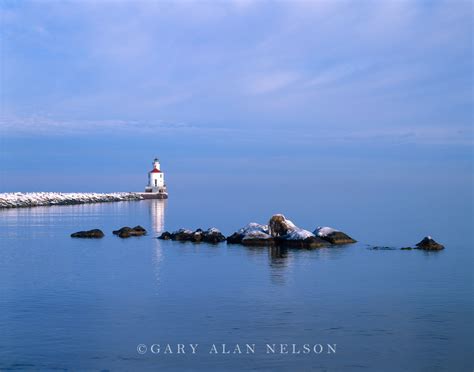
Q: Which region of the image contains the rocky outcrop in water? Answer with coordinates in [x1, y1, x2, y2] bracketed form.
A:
[227, 215, 327, 248]
[415, 236, 445, 250]
[314, 226, 357, 245]
[158, 228, 226, 244]
[71, 229, 104, 238]
[113, 226, 147, 238]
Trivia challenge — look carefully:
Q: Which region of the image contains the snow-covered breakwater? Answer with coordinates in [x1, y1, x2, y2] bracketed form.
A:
[0, 192, 143, 209]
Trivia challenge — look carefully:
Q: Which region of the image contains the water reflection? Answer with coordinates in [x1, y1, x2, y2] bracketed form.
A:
[268, 246, 293, 285]
[149, 200, 166, 234]
[148, 200, 166, 294]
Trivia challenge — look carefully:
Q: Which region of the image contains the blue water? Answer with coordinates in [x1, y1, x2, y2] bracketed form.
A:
[0, 198, 472, 371]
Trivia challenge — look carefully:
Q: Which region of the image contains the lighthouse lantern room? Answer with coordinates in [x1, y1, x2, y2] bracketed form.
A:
[144, 158, 167, 197]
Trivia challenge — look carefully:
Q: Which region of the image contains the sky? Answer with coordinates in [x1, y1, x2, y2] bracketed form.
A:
[0, 0, 472, 211]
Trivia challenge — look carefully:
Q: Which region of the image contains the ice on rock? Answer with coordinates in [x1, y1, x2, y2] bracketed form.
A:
[314, 226, 339, 237]
[238, 223, 270, 235]
[283, 228, 315, 240]
[242, 230, 273, 241]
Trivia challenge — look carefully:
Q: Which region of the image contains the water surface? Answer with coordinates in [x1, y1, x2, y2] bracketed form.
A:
[0, 199, 472, 371]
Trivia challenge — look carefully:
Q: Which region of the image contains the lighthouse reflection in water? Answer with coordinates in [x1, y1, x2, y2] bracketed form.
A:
[148, 199, 166, 234]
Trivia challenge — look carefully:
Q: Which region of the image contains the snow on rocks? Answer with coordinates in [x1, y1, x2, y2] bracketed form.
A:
[0, 192, 143, 209]
[314, 226, 357, 245]
[314, 226, 338, 238]
[228, 215, 327, 248]
[227, 223, 273, 245]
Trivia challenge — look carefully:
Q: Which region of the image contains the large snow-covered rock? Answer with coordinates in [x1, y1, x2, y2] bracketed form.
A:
[314, 226, 357, 245]
[228, 216, 327, 248]
[0, 192, 143, 209]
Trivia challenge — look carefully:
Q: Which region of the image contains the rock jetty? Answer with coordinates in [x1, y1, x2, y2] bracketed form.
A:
[0, 192, 143, 209]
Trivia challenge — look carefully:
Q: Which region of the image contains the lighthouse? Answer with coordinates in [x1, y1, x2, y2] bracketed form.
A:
[144, 158, 168, 198]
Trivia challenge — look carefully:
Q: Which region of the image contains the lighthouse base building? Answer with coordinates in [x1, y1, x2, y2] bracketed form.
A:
[142, 158, 168, 199]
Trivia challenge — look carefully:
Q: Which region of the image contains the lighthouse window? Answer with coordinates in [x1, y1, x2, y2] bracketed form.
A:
[160, 174, 162, 178]
[154, 180, 157, 187]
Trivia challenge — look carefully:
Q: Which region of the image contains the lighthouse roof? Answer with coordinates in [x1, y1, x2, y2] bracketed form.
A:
[150, 168, 161, 173]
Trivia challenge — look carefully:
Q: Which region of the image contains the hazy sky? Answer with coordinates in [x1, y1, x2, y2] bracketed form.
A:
[0, 0, 472, 196]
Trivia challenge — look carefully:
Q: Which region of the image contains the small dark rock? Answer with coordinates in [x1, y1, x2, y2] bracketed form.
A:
[172, 229, 195, 241]
[370, 246, 396, 250]
[202, 228, 226, 244]
[113, 226, 147, 238]
[400, 247, 413, 250]
[71, 229, 104, 238]
[158, 231, 172, 240]
[415, 236, 445, 251]
[132, 225, 146, 233]
[226, 232, 243, 244]
[158, 228, 226, 244]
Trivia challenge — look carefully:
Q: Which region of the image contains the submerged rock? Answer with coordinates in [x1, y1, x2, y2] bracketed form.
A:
[113, 225, 147, 238]
[71, 229, 104, 238]
[314, 226, 357, 245]
[369, 246, 397, 250]
[158, 228, 226, 244]
[415, 236, 445, 251]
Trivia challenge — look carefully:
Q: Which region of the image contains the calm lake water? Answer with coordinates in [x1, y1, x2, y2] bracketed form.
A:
[0, 198, 472, 371]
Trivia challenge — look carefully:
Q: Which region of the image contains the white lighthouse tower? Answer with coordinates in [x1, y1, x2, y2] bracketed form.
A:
[144, 158, 168, 198]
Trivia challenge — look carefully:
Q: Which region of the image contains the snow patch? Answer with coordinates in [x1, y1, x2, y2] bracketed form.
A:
[176, 228, 194, 234]
[242, 230, 273, 240]
[283, 228, 315, 240]
[238, 222, 269, 235]
[314, 226, 339, 237]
